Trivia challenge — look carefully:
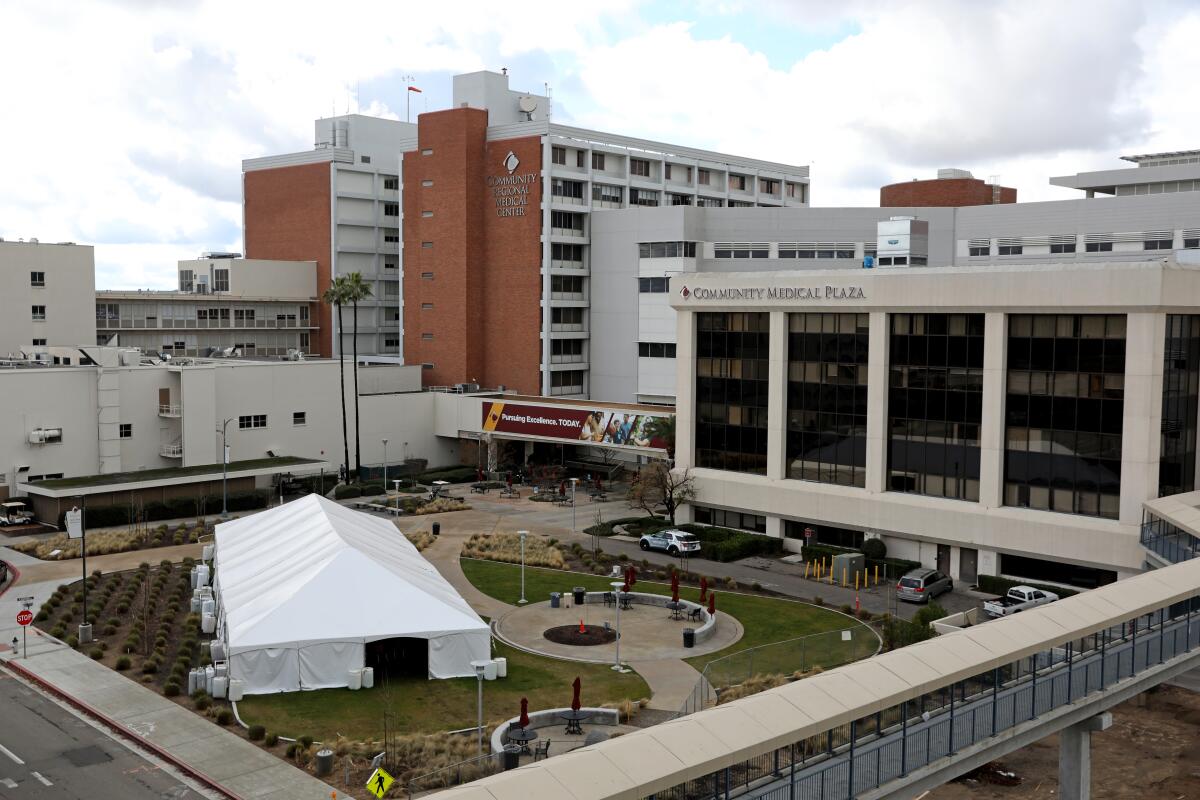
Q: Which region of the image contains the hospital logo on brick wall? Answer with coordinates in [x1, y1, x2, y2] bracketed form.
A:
[503, 151, 520, 174]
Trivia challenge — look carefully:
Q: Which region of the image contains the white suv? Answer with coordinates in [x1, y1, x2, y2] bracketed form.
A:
[639, 529, 701, 556]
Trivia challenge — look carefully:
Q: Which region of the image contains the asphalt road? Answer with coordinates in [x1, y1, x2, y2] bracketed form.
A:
[0, 670, 211, 800]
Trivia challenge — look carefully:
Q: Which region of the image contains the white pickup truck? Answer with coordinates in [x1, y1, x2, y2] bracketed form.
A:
[983, 585, 1059, 618]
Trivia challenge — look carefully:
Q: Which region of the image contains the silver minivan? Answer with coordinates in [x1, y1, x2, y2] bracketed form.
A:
[896, 568, 953, 604]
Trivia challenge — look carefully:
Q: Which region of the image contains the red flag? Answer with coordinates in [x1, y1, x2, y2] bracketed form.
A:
[699, 577, 708, 603]
[708, 593, 716, 615]
[519, 697, 530, 728]
[571, 677, 581, 711]
[407, 85, 422, 93]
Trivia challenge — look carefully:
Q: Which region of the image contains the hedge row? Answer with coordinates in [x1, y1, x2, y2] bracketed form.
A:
[978, 574, 1078, 599]
[678, 524, 784, 562]
[583, 516, 660, 537]
[417, 466, 478, 484]
[55, 490, 270, 529]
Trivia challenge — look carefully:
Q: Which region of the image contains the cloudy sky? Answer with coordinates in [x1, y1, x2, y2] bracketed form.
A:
[2, 0, 1197, 289]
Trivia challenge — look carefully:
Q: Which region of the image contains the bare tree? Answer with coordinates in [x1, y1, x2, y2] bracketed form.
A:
[627, 463, 695, 524]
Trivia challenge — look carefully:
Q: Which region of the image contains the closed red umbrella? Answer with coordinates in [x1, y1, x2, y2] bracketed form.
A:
[708, 593, 716, 616]
[477, 468, 484, 482]
[571, 677, 581, 711]
[519, 697, 530, 729]
[671, 571, 680, 602]
[506, 472, 513, 488]
[628, 566, 637, 588]
[699, 577, 708, 603]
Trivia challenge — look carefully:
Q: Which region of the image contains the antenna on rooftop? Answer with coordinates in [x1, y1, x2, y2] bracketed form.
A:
[545, 82, 553, 121]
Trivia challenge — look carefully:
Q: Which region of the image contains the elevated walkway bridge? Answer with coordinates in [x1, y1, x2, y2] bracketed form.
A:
[435, 553, 1200, 800]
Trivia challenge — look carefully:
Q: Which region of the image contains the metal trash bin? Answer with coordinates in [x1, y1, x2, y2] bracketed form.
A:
[550, 592, 561, 609]
[432, 522, 441, 536]
[683, 628, 695, 648]
[573, 586, 586, 605]
[502, 745, 521, 770]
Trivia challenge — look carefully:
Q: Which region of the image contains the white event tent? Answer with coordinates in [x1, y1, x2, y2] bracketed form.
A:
[213, 494, 489, 693]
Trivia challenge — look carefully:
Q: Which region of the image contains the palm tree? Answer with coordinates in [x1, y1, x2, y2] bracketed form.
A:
[342, 272, 374, 480]
[644, 415, 677, 461]
[322, 275, 352, 483]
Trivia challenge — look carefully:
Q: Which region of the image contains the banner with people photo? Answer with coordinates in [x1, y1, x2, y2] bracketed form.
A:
[481, 401, 669, 450]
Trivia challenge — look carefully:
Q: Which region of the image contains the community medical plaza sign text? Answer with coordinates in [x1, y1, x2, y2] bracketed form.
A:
[681, 284, 866, 301]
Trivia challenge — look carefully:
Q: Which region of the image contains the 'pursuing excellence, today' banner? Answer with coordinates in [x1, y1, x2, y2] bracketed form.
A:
[481, 401, 668, 450]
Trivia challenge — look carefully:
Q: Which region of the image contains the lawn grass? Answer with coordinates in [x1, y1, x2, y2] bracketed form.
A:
[459, 559, 875, 671]
[236, 640, 649, 742]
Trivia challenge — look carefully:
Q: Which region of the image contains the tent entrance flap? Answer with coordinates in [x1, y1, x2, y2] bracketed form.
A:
[366, 637, 429, 680]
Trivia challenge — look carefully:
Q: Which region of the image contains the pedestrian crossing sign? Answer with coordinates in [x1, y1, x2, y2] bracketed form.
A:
[366, 766, 394, 798]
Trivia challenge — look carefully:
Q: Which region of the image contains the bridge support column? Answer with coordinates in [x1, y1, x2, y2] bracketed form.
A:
[1058, 711, 1112, 800]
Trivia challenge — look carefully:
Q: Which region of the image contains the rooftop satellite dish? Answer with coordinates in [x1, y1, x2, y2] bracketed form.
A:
[518, 96, 538, 113]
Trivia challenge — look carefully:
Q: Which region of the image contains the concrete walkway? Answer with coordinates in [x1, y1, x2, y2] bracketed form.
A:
[1, 645, 345, 799]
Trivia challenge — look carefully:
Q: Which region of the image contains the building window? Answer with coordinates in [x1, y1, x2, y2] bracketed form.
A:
[638, 342, 676, 358]
[383, 176, 399, 190]
[119, 423, 132, 439]
[551, 307, 584, 330]
[551, 338, 584, 361]
[1050, 241, 1077, 254]
[30, 271, 45, 287]
[31, 305, 45, 320]
[384, 203, 399, 216]
[32, 338, 46, 346]
[1004, 314, 1126, 519]
[421, 241, 433, 248]
[637, 277, 670, 293]
[384, 259, 397, 270]
[968, 244, 990, 256]
[299, 333, 310, 347]
[551, 275, 584, 296]
[786, 312, 870, 487]
[1144, 238, 1173, 250]
[591, 152, 605, 171]
[421, 333, 434, 340]
[1184, 237, 1200, 249]
[178, 269, 194, 291]
[385, 337, 399, 348]
[693, 505, 766, 534]
[696, 312, 770, 474]
[591, 184, 622, 205]
[551, 211, 585, 232]
[696, 196, 724, 207]
[421, 272, 434, 280]
[669, 193, 693, 206]
[630, 158, 651, 177]
[422, 363, 434, 369]
[238, 414, 267, 430]
[421, 180, 433, 187]
[997, 245, 1023, 256]
[629, 189, 659, 207]
[550, 369, 585, 396]
[576, 150, 585, 168]
[384, 233, 399, 243]
[729, 174, 748, 191]
[551, 243, 584, 263]
[713, 242, 769, 259]
[213, 268, 230, 292]
[551, 178, 585, 200]
[888, 313, 985, 501]
[360, 155, 371, 164]
[421, 302, 433, 309]
[292, 412, 306, 426]
[698, 169, 711, 186]
[552, 146, 566, 165]
[638, 242, 697, 258]
[759, 178, 779, 194]
[1160, 315, 1200, 497]
[1085, 242, 1113, 252]
[421, 148, 433, 156]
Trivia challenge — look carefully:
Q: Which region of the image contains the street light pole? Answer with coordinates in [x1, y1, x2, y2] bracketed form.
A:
[570, 477, 579, 534]
[472, 661, 488, 755]
[78, 495, 91, 644]
[219, 418, 233, 518]
[382, 438, 389, 496]
[611, 580, 625, 671]
[518, 530, 528, 605]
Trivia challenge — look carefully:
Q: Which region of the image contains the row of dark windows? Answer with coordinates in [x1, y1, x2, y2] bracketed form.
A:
[1160, 314, 1200, 497]
[696, 313, 770, 475]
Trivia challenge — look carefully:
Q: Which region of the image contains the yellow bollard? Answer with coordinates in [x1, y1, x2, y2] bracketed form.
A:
[874, 564, 879, 586]
[804, 561, 811, 579]
[854, 572, 859, 591]
[842, 567, 848, 588]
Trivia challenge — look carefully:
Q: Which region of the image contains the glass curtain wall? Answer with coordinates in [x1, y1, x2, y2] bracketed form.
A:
[785, 313, 869, 486]
[1160, 314, 1200, 497]
[696, 312, 770, 474]
[888, 313, 985, 501]
[1004, 314, 1126, 519]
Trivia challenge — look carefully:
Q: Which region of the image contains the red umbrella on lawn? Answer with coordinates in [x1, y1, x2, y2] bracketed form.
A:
[628, 566, 637, 588]
[506, 472, 513, 488]
[519, 697, 530, 729]
[477, 467, 484, 482]
[699, 577, 708, 603]
[708, 593, 716, 616]
[571, 677, 581, 712]
[671, 572, 680, 603]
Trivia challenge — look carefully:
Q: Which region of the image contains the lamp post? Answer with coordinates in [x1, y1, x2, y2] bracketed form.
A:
[77, 497, 91, 644]
[570, 477, 579, 534]
[518, 530, 528, 605]
[382, 438, 389, 495]
[218, 418, 233, 518]
[472, 660, 489, 755]
[611, 580, 625, 672]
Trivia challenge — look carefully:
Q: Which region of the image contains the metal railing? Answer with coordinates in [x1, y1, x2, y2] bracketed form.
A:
[159, 442, 183, 458]
[1142, 516, 1200, 563]
[676, 627, 880, 718]
[653, 600, 1200, 800]
[158, 403, 182, 417]
[405, 751, 503, 796]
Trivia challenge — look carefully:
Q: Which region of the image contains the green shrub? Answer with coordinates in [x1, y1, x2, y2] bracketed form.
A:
[215, 709, 233, 726]
[142, 658, 159, 674]
[115, 602, 129, 614]
[265, 732, 279, 747]
[102, 624, 117, 636]
[193, 695, 211, 711]
[416, 466, 477, 483]
[66, 635, 79, 648]
[60, 611, 73, 624]
[333, 485, 362, 500]
[248, 725, 266, 741]
[115, 656, 131, 671]
[674, 524, 784, 562]
[862, 537, 887, 560]
[89, 646, 104, 660]
[285, 742, 300, 758]
[163, 682, 180, 697]
[49, 625, 67, 639]
[297, 735, 314, 749]
[977, 574, 1078, 598]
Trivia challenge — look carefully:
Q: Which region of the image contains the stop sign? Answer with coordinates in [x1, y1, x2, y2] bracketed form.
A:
[16, 610, 32, 627]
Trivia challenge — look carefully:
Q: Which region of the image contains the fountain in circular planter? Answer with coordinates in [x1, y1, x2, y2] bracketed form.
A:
[543, 621, 617, 646]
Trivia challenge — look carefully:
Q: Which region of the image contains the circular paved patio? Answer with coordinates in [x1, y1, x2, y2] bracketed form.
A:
[493, 597, 743, 663]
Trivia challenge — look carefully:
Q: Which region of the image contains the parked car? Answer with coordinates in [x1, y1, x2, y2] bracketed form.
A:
[639, 529, 701, 556]
[983, 585, 1059, 618]
[896, 568, 954, 603]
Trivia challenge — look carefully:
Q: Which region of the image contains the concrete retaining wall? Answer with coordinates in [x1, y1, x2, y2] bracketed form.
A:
[491, 707, 620, 754]
[581, 590, 718, 643]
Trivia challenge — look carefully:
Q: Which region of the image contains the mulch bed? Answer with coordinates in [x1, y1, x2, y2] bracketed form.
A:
[543, 624, 617, 646]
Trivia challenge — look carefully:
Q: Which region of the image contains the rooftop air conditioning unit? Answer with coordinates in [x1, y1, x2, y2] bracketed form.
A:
[287, 349, 303, 361]
[28, 428, 63, 445]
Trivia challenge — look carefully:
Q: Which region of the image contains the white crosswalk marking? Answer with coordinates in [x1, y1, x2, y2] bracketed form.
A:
[32, 771, 52, 786]
[0, 777, 16, 789]
[0, 743, 24, 765]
